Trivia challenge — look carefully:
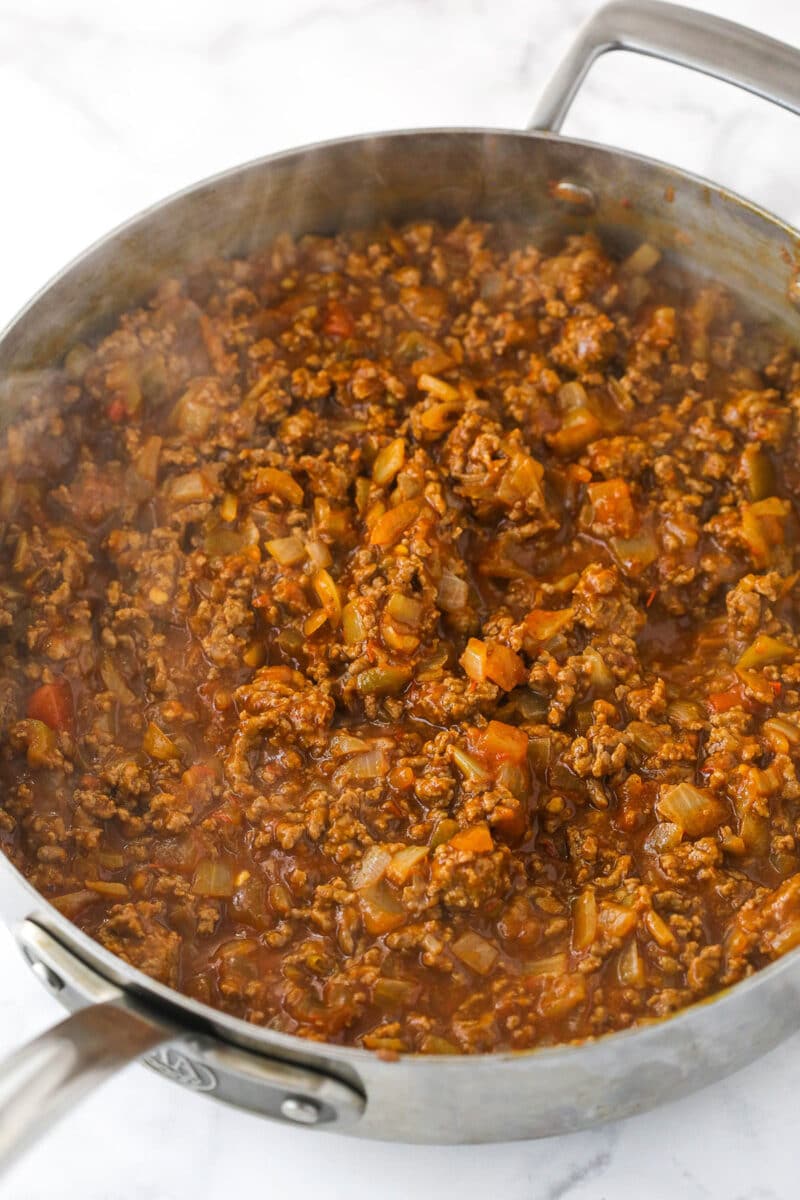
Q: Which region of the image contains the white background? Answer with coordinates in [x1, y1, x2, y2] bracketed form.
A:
[2, 0, 800, 1196]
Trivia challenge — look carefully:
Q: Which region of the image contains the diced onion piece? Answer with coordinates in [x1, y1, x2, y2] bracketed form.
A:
[386, 593, 424, 627]
[334, 747, 390, 787]
[483, 720, 529, 764]
[656, 781, 727, 838]
[448, 824, 494, 853]
[254, 467, 304, 506]
[220, 492, 238, 522]
[610, 527, 659, 574]
[328, 732, 371, 756]
[304, 608, 328, 636]
[644, 821, 682, 854]
[557, 381, 588, 410]
[169, 470, 215, 504]
[617, 938, 646, 986]
[368, 499, 421, 547]
[437, 572, 469, 613]
[451, 746, 491, 782]
[96, 851, 125, 870]
[587, 478, 637, 537]
[736, 634, 794, 673]
[134, 435, 162, 484]
[100, 656, 136, 705]
[522, 952, 568, 977]
[192, 859, 235, 897]
[312, 569, 342, 624]
[342, 601, 366, 645]
[385, 845, 429, 886]
[584, 647, 614, 690]
[495, 761, 528, 804]
[460, 638, 487, 683]
[172, 391, 214, 439]
[644, 909, 677, 950]
[741, 497, 789, 565]
[417, 373, 459, 401]
[355, 665, 412, 696]
[523, 608, 574, 644]
[351, 845, 392, 890]
[374, 977, 417, 1008]
[266, 536, 306, 566]
[598, 902, 638, 939]
[51, 890, 99, 918]
[497, 453, 544, 506]
[666, 699, 704, 728]
[372, 438, 406, 485]
[741, 445, 775, 502]
[417, 646, 449, 680]
[358, 882, 406, 934]
[419, 401, 462, 434]
[627, 721, 664, 755]
[572, 889, 597, 950]
[142, 721, 181, 761]
[380, 614, 420, 655]
[420, 1034, 459, 1054]
[621, 241, 661, 275]
[305, 539, 332, 569]
[484, 641, 526, 691]
[548, 406, 602, 456]
[84, 880, 130, 899]
[354, 477, 371, 515]
[451, 930, 498, 975]
[763, 716, 800, 753]
[242, 641, 265, 668]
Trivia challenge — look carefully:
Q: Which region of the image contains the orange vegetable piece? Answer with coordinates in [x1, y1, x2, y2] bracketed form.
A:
[482, 720, 529, 764]
[484, 641, 526, 691]
[369, 499, 421, 547]
[587, 478, 638, 537]
[448, 824, 494, 854]
[253, 467, 304, 506]
[26, 679, 73, 732]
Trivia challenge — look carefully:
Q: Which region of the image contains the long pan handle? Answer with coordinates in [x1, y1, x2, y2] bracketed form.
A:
[0, 1001, 168, 1175]
[529, 0, 800, 132]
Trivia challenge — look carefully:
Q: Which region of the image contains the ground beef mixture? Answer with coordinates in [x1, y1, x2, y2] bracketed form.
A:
[3, 219, 800, 1056]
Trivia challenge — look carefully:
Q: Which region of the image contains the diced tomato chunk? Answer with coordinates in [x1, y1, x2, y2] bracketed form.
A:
[324, 301, 355, 338]
[26, 679, 73, 732]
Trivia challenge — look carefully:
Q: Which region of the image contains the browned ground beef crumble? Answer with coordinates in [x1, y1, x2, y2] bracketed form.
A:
[3, 219, 800, 1055]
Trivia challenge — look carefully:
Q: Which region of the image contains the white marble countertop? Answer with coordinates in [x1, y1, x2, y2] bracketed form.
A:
[2, 0, 800, 1195]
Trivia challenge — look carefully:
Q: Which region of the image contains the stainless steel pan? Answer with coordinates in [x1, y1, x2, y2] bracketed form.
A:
[2, 0, 800, 1167]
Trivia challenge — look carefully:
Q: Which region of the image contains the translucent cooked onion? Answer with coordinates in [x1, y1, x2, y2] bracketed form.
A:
[385, 845, 429, 886]
[372, 437, 406, 485]
[142, 722, 180, 761]
[437, 572, 469, 613]
[265, 536, 306, 566]
[386, 593, 424, 627]
[169, 471, 215, 504]
[333, 747, 389, 786]
[351, 846, 392, 890]
[342, 601, 366, 645]
[621, 241, 661, 275]
[572, 889, 597, 951]
[192, 859, 235, 897]
[657, 781, 727, 838]
[451, 930, 498, 975]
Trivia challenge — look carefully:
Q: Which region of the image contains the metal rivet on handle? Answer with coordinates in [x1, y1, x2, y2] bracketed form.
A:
[280, 1096, 321, 1125]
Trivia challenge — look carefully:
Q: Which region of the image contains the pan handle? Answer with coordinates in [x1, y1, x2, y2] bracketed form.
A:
[0, 931, 170, 1176]
[529, 0, 800, 133]
[0, 1003, 168, 1175]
